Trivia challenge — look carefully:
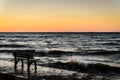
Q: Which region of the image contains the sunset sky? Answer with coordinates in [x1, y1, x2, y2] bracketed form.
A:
[0, 0, 120, 32]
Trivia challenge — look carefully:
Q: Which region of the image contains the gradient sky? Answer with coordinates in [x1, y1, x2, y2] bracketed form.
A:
[0, 0, 120, 32]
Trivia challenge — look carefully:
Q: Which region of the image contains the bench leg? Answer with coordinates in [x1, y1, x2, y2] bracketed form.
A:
[14, 59, 20, 73]
[14, 59, 17, 72]
[27, 58, 30, 78]
[21, 60, 24, 72]
[35, 61, 37, 73]
[14, 53, 17, 72]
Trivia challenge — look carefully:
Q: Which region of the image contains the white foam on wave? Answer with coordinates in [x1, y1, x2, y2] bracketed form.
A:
[35, 48, 51, 53]
[0, 53, 13, 59]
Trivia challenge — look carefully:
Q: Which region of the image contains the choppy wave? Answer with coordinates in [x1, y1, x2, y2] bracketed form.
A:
[0, 49, 120, 56]
[0, 44, 26, 48]
[47, 61, 120, 74]
[102, 42, 120, 45]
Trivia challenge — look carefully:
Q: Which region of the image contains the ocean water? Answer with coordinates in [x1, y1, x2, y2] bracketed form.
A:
[0, 32, 120, 67]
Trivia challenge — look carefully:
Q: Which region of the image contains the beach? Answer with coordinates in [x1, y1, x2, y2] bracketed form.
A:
[0, 32, 120, 80]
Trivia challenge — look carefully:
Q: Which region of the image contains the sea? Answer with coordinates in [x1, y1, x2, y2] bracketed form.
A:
[0, 32, 120, 67]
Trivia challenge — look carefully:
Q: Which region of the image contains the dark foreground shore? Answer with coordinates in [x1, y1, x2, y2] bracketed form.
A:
[0, 72, 108, 80]
[0, 72, 112, 80]
[0, 60, 120, 80]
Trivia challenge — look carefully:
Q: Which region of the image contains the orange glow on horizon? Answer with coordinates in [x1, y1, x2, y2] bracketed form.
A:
[0, 14, 120, 32]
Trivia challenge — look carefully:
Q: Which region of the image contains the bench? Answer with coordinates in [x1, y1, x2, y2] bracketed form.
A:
[13, 51, 39, 75]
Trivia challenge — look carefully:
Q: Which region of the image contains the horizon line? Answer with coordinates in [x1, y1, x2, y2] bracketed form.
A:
[0, 31, 120, 33]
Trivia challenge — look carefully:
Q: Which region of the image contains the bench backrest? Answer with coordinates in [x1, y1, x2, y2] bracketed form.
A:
[13, 51, 34, 59]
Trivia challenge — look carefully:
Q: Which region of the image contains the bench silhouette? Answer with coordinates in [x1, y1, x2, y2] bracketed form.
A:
[13, 51, 39, 75]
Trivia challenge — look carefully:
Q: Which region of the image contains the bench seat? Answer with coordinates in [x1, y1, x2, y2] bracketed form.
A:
[13, 51, 39, 76]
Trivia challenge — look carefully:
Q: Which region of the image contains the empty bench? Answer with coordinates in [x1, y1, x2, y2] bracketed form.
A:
[13, 51, 39, 75]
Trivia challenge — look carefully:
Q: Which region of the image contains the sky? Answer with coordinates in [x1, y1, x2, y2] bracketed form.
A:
[0, 0, 120, 32]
